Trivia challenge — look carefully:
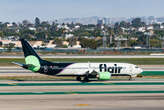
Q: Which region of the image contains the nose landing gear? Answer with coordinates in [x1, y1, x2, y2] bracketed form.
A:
[129, 76, 132, 80]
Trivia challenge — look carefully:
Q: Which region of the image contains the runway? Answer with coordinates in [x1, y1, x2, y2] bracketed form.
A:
[0, 80, 164, 110]
[0, 94, 164, 110]
[1, 65, 164, 73]
[0, 67, 164, 110]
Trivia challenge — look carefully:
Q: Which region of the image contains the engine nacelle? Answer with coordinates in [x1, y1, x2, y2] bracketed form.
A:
[97, 72, 111, 80]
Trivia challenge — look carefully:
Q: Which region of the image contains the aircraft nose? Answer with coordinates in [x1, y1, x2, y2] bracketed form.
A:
[139, 68, 143, 73]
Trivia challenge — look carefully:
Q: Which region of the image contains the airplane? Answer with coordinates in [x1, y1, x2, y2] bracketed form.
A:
[13, 39, 143, 82]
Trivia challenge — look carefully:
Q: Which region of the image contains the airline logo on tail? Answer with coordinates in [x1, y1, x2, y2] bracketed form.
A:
[25, 55, 41, 72]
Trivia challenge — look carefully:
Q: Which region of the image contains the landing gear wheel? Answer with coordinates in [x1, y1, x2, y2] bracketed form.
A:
[76, 76, 81, 81]
[129, 76, 132, 81]
[83, 77, 89, 82]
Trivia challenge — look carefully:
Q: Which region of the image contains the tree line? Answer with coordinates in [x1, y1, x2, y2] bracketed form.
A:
[0, 17, 164, 49]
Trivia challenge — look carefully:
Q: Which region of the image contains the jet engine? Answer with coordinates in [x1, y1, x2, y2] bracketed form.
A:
[97, 72, 111, 80]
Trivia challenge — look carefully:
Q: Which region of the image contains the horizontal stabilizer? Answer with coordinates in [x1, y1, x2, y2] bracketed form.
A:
[12, 62, 29, 69]
[12, 62, 26, 67]
[12, 62, 38, 71]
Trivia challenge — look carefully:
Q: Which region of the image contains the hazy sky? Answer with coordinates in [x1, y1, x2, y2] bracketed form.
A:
[0, 0, 164, 22]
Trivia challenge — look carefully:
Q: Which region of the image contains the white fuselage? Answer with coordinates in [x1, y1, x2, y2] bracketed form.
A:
[57, 63, 143, 77]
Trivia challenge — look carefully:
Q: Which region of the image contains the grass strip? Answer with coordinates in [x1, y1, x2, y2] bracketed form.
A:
[1, 58, 164, 66]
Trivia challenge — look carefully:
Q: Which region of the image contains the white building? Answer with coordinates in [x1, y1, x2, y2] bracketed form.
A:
[74, 25, 80, 29]
[29, 27, 36, 31]
[65, 34, 74, 39]
[160, 25, 164, 29]
[46, 40, 56, 48]
[147, 26, 154, 30]
[138, 27, 146, 32]
[68, 41, 81, 48]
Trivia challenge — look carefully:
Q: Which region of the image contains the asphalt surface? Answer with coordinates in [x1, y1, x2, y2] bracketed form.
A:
[0, 66, 164, 110]
[0, 66, 164, 74]
[0, 94, 164, 110]
[0, 80, 164, 110]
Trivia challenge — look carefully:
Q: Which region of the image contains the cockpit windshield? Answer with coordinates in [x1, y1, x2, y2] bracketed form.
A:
[135, 66, 139, 68]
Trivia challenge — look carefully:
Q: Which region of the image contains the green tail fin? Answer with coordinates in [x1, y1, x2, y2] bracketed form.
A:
[20, 39, 41, 60]
[20, 39, 41, 72]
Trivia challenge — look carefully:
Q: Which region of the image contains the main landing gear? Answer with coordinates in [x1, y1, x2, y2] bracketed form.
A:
[76, 76, 82, 81]
[76, 76, 89, 82]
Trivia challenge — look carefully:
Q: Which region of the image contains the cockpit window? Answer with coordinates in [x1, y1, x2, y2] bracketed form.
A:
[135, 66, 139, 68]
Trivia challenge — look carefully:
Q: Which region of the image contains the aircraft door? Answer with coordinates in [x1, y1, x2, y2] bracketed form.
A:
[130, 65, 135, 75]
[89, 63, 98, 73]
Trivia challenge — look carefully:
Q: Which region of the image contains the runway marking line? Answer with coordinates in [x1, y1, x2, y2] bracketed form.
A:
[8, 83, 17, 86]
[0, 90, 164, 95]
[68, 92, 79, 95]
[1, 82, 164, 86]
[75, 104, 90, 107]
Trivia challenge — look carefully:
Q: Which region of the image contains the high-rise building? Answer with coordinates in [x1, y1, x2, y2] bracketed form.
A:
[97, 19, 105, 26]
[97, 18, 110, 26]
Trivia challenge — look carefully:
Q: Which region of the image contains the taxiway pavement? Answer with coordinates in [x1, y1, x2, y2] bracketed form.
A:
[0, 94, 164, 110]
[0, 66, 164, 110]
[0, 65, 164, 75]
[0, 80, 164, 110]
